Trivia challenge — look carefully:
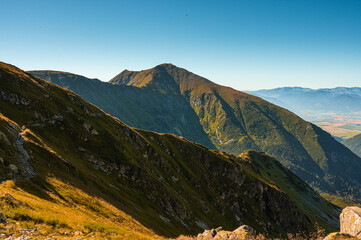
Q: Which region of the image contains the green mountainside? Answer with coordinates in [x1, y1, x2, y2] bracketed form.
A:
[1, 62, 340, 238]
[30, 64, 361, 203]
[343, 133, 361, 157]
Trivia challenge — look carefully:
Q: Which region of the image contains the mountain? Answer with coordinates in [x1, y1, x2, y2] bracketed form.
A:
[0, 62, 340, 238]
[248, 87, 361, 113]
[247, 87, 361, 120]
[343, 133, 361, 157]
[31, 64, 361, 203]
[28, 70, 215, 149]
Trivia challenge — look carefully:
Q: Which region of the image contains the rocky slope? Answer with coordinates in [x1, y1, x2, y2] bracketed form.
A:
[30, 64, 361, 202]
[1, 61, 339, 237]
[343, 134, 361, 158]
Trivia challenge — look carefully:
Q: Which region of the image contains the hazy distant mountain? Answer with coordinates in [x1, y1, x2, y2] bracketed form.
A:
[343, 133, 361, 158]
[247, 87, 361, 119]
[1, 62, 340, 237]
[30, 64, 361, 202]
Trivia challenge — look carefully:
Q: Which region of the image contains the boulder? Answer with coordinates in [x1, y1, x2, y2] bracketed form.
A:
[233, 225, 254, 234]
[340, 207, 361, 238]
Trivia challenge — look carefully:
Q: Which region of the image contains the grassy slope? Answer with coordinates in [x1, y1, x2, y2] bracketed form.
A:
[0, 114, 163, 239]
[0, 62, 339, 238]
[0, 179, 164, 240]
[108, 64, 361, 202]
[342, 133, 361, 157]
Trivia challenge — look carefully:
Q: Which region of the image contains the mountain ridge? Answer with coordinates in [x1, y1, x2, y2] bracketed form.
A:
[30, 64, 361, 203]
[248, 86, 361, 116]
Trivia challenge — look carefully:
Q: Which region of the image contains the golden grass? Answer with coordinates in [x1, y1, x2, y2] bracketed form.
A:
[0, 178, 166, 240]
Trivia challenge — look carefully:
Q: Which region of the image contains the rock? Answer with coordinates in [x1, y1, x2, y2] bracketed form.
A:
[0, 91, 30, 106]
[233, 225, 254, 234]
[83, 122, 99, 135]
[324, 232, 359, 240]
[210, 229, 217, 237]
[340, 206, 361, 238]
[197, 225, 255, 240]
[9, 164, 18, 174]
[0, 212, 7, 224]
[232, 225, 255, 239]
[74, 231, 83, 236]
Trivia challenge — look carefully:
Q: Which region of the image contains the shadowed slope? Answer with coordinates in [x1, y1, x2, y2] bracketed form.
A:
[343, 133, 361, 157]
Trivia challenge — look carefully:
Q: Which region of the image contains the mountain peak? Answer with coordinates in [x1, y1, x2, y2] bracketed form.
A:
[155, 63, 178, 69]
[109, 63, 217, 97]
[109, 63, 193, 94]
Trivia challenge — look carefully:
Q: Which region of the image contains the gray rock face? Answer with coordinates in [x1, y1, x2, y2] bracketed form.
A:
[0, 90, 30, 106]
[340, 207, 361, 238]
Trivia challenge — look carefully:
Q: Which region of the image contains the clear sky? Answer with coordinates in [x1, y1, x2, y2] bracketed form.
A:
[0, 0, 360, 90]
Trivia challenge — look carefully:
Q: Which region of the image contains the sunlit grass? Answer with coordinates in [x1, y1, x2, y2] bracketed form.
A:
[0, 178, 166, 239]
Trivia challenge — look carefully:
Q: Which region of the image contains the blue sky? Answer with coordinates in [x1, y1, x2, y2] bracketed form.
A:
[0, 0, 360, 90]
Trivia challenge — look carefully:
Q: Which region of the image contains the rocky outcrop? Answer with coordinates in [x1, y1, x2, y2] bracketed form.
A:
[0, 90, 30, 106]
[324, 206, 361, 240]
[197, 225, 255, 240]
[340, 207, 361, 238]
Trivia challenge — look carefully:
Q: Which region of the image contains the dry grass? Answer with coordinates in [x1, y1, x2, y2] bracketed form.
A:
[0, 178, 166, 240]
